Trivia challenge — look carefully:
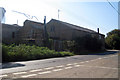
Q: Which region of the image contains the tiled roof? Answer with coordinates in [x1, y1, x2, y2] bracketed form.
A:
[24, 20, 44, 25]
[51, 19, 97, 33]
[24, 20, 44, 29]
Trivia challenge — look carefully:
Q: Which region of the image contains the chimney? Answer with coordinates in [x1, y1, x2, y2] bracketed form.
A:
[97, 28, 99, 34]
[44, 16, 46, 25]
[44, 16, 46, 38]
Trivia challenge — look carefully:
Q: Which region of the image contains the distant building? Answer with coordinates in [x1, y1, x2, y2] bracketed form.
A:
[46, 19, 100, 40]
[18, 20, 44, 46]
[46, 19, 105, 50]
[0, 7, 6, 23]
[2, 19, 105, 51]
[2, 24, 21, 44]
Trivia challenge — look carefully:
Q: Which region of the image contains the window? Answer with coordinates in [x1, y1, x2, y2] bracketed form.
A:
[50, 26, 55, 32]
[99, 35, 102, 39]
[12, 32, 15, 39]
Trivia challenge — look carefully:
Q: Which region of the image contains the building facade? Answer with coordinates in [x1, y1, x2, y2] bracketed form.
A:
[2, 24, 21, 44]
[17, 20, 44, 46]
[2, 19, 105, 51]
[46, 19, 105, 51]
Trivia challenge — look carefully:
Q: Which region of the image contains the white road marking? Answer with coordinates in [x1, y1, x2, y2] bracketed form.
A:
[98, 58, 102, 60]
[80, 62, 85, 63]
[30, 69, 42, 72]
[53, 69, 63, 72]
[73, 63, 78, 65]
[13, 72, 27, 75]
[91, 66, 118, 70]
[74, 65, 80, 67]
[103, 55, 117, 59]
[67, 64, 72, 66]
[65, 67, 72, 69]
[110, 55, 117, 57]
[38, 71, 52, 74]
[103, 57, 108, 59]
[44, 67, 54, 70]
[79, 55, 117, 64]
[6, 55, 117, 77]
[74, 64, 118, 70]
[0, 75, 7, 77]
[21, 74, 37, 78]
[85, 61, 89, 62]
[56, 65, 64, 68]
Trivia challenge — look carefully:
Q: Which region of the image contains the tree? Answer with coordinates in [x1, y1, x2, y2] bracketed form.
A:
[107, 29, 120, 36]
[105, 29, 120, 50]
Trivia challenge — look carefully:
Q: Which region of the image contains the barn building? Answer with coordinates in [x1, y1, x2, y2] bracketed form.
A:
[2, 19, 105, 51]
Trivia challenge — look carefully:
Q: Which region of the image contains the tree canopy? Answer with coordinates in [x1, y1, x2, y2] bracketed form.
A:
[105, 29, 120, 50]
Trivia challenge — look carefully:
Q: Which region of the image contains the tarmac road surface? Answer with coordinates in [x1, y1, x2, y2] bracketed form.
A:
[0, 50, 119, 79]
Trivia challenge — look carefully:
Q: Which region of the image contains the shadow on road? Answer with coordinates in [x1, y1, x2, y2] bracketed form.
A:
[87, 51, 119, 55]
[0, 62, 25, 69]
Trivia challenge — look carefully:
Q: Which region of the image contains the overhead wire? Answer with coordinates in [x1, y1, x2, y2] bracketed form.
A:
[106, 0, 120, 15]
[62, 7, 107, 33]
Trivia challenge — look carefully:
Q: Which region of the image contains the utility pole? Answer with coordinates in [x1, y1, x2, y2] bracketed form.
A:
[58, 9, 60, 20]
[118, 1, 120, 29]
[17, 20, 18, 25]
[44, 16, 48, 47]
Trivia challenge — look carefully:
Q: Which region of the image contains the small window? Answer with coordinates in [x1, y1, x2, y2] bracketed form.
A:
[99, 35, 102, 39]
[50, 26, 55, 32]
[12, 32, 15, 39]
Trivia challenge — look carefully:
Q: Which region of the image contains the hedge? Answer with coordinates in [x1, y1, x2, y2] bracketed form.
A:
[2, 44, 74, 62]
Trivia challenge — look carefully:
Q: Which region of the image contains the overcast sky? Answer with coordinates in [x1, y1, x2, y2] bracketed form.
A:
[0, 0, 119, 36]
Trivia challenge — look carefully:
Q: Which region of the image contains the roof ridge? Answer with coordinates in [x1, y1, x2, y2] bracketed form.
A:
[51, 19, 96, 33]
[24, 20, 44, 25]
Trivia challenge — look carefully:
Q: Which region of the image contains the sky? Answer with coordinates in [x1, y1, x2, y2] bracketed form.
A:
[0, 0, 119, 36]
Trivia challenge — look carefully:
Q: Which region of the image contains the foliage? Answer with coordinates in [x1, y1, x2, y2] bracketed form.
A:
[74, 35, 103, 53]
[105, 30, 120, 50]
[107, 29, 120, 37]
[2, 44, 74, 62]
[63, 35, 103, 54]
[63, 40, 75, 52]
[105, 29, 120, 50]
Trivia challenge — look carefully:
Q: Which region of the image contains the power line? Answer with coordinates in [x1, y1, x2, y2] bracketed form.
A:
[106, 0, 120, 15]
[12, 10, 39, 21]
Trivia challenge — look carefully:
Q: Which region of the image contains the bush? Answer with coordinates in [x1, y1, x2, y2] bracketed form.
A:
[63, 35, 103, 54]
[58, 51, 74, 56]
[2, 44, 74, 62]
[73, 35, 103, 53]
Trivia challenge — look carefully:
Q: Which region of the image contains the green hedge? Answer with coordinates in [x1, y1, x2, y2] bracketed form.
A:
[2, 44, 74, 62]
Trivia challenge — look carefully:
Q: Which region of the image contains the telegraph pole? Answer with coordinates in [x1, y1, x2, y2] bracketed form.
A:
[17, 20, 18, 25]
[44, 16, 48, 47]
[118, 1, 120, 30]
[58, 9, 60, 20]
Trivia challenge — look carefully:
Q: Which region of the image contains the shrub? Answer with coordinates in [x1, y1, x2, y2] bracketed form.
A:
[63, 35, 103, 54]
[58, 51, 74, 56]
[2, 44, 74, 62]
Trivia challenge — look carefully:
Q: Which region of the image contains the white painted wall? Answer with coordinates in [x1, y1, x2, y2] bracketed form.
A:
[0, 7, 6, 23]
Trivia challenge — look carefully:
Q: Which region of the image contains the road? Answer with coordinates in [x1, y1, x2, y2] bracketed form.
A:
[0, 50, 119, 79]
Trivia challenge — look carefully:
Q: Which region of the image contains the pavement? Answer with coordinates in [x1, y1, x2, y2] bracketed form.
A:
[0, 50, 119, 79]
